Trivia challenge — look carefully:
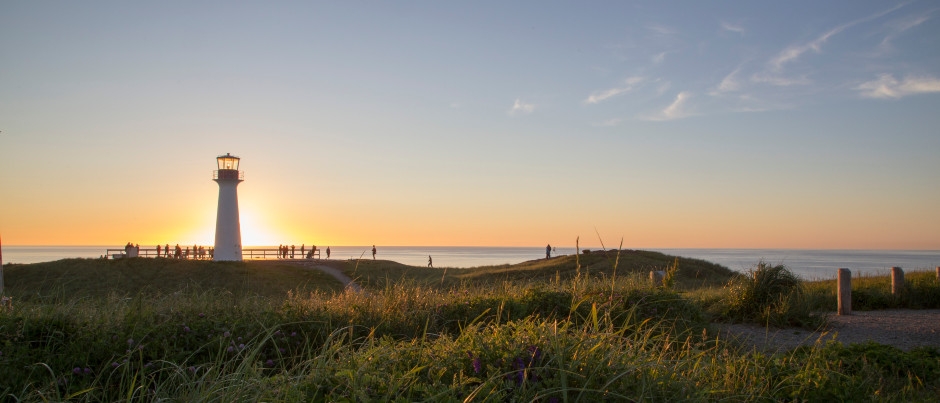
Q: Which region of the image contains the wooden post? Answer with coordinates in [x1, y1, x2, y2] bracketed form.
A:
[936, 266, 939, 281]
[650, 270, 665, 287]
[837, 268, 851, 315]
[891, 267, 904, 295]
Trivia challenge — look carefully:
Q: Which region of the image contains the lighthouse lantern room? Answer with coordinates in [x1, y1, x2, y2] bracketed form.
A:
[213, 153, 244, 261]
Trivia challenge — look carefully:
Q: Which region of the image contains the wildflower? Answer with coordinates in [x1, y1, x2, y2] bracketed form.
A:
[278, 348, 286, 354]
[223, 331, 231, 337]
[290, 331, 297, 337]
[227, 346, 234, 353]
[112, 362, 120, 368]
[84, 367, 92, 374]
[198, 313, 205, 318]
[183, 325, 191, 333]
[472, 357, 482, 374]
[238, 343, 245, 350]
[265, 359, 275, 367]
[188, 366, 196, 373]
[127, 338, 134, 347]
[72, 367, 82, 375]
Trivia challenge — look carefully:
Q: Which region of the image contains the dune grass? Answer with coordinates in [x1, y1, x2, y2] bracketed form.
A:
[1, 255, 938, 401]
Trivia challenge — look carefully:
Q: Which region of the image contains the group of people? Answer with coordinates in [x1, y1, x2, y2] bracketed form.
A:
[276, 244, 331, 260]
[155, 243, 213, 260]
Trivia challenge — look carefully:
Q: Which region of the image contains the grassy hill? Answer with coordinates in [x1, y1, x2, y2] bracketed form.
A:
[2, 249, 738, 300]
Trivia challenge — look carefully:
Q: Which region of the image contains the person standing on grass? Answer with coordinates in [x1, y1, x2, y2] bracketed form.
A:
[326, 246, 331, 259]
[546, 244, 552, 259]
[372, 245, 377, 260]
[156, 244, 161, 258]
[165, 244, 170, 258]
[428, 255, 433, 268]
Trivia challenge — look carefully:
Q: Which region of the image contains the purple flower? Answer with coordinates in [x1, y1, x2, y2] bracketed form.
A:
[83, 367, 92, 374]
[265, 359, 275, 367]
[223, 331, 231, 337]
[72, 367, 82, 375]
[472, 357, 482, 374]
[198, 313, 205, 318]
[278, 348, 286, 354]
[238, 343, 245, 350]
[188, 366, 196, 373]
[112, 362, 120, 368]
[227, 346, 235, 353]
[183, 326, 191, 333]
[290, 331, 297, 337]
[127, 338, 134, 347]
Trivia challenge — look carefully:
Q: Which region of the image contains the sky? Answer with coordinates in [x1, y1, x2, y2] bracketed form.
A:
[1, 1, 939, 249]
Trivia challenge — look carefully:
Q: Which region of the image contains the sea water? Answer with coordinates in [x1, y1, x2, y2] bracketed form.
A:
[2, 245, 937, 280]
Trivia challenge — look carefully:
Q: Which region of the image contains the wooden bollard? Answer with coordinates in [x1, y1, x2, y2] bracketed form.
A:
[837, 268, 851, 315]
[891, 267, 904, 295]
[650, 270, 665, 287]
[936, 266, 939, 281]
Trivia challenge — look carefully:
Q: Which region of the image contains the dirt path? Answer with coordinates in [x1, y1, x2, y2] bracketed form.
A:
[295, 261, 364, 293]
[717, 309, 940, 352]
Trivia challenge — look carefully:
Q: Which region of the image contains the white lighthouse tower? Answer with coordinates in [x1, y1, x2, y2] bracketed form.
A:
[213, 153, 244, 261]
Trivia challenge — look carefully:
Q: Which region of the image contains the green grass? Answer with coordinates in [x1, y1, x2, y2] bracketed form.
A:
[1, 254, 938, 401]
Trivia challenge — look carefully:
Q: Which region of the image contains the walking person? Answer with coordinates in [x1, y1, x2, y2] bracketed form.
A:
[372, 245, 377, 260]
[428, 255, 433, 268]
[546, 244, 552, 259]
[326, 246, 330, 259]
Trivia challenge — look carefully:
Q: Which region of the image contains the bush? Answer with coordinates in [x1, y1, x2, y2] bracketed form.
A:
[720, 261, 823, 328]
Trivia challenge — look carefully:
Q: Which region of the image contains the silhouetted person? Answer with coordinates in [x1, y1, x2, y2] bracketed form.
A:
[301, 244, 305, 257]
[165, 244, 170, 257]
[428, 255, 433, 268]
[326, 246, 331, 259]
[546, 244, 551, 259]
[372, 245, 376, 260]
[291, 245, 295, 259]
[175, 244, 182, 259]
[156, 244, 161, 258]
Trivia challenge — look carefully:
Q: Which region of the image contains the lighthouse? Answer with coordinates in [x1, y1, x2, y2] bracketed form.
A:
[213, 153, 244, 261]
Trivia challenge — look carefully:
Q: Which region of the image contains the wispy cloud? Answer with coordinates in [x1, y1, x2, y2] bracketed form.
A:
[652, 52, 667, 64]
[712, 68, 742, 94]
[769, 3, 907, 71]
[584, 77, 644, 105]
[592, 118, 623, 127]
[721, 21, 745, 34]
[647, 24, 678, 36]
[641, 91, 694, 121]
[856, 74, 940, 99]
[879, 13, 932, 50]
[508, 98, 535, 115]
[750, 72, 811, 86]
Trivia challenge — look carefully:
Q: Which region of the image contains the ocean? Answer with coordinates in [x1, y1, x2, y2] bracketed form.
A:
[2, 245, 938, 280]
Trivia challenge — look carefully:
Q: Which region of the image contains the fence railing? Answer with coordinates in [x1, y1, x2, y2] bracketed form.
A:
[105, 247, 321, 260]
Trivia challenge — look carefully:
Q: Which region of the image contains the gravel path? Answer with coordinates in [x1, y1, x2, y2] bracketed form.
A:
[717, 309, 940, 352]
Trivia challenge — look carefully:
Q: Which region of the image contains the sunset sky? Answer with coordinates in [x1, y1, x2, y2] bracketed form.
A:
[1, 1, 939, 249]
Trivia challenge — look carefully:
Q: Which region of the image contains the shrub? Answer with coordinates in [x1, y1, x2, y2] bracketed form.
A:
[720, 261, 823, 328]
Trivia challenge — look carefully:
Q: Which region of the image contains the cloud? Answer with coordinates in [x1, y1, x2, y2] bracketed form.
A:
[508, 98, 535, 115]
[642, 91, 694, 121]
[856, 74, 940, 98]
[750, 72, 811, 86]
[721, 21, 745, 34]
[584, 76, 644, 104]
[879, 14, 932, 50]
[647, 24, 678, 36]
[592, 118, 623, 127]
[769, 3, 907, 71]
[652, 52, 666, 64]
[712, 68, 742, 94]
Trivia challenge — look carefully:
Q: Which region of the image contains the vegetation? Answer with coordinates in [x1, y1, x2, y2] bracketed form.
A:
[717, 261, 823, 328]
[0, 253, 937, 401]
